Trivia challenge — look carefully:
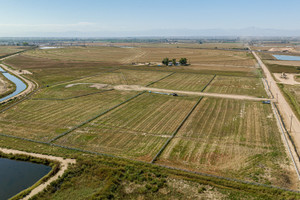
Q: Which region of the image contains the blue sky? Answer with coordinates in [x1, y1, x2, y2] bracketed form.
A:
[0, 0, 299, 36]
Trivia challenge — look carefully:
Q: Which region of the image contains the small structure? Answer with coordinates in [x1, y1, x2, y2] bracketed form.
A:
[262, 100, 271, 104]
[280, 72, 288, 79]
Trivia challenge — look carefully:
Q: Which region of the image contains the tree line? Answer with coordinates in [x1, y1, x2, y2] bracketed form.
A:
[162, 58, 188, 66]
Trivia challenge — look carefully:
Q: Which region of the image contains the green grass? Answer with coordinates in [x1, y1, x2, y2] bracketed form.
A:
[206, 76, 267, 97]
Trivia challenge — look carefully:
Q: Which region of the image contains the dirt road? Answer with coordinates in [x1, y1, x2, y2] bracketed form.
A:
[113, 84, 272, 101]
[252, 51, 300, 165]
[0, 147, 76, 200]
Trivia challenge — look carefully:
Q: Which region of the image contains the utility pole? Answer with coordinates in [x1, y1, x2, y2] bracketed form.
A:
[276, 93, 278, 102]
[290, 114, 293, 133]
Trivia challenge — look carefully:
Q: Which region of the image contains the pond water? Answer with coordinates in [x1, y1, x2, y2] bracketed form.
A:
[273, 55, 300, 61]
[0, 158, 51, 200]
[0, 66, 27, 102]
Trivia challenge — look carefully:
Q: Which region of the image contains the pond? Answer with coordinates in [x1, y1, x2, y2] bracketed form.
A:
[273, 55, 300, 61]
[0, 158, 51, 200]
[0, 66, 27, 102]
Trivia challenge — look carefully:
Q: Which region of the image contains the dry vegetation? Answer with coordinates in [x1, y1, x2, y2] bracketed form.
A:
[0, 46, 28, 57]
[1, 44, 299, 196]
[156, 97, 297, 188]
[206, 76, 267, 97]
[55, 93, 198, 162]
[0, 90, 138, 141]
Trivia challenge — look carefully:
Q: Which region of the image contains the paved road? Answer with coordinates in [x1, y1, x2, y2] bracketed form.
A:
[252, 51, 300, 151]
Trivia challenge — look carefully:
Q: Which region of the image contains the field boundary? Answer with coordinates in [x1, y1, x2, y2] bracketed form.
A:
[201, 74, 216, 92]
[0, 132, 299, 194]
[145, 72, 176, 87]
[150, 96, 204, 163]
[32, 89, 113, 101]
[48, 91, 146, 143]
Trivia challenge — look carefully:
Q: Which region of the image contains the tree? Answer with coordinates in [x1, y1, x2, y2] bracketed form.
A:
[172, 58, 176, 66]
[162, 57, 169, 66]
[179, 58, 188, 65]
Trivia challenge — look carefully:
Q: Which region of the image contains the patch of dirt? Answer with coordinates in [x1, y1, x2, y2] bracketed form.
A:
[273, 73, 300, 85]
[65, 83, 92, 88]
[89, 83, 110, 89]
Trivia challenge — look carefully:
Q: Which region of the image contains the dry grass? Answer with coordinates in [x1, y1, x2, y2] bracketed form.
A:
[0, 46, 28, 57]
[151, 73, 214, 92]
[206, 76, 267, 97]
[55, 93, 199, 162]
[0, 90, 137, 141]
[156, 97, 297, 188]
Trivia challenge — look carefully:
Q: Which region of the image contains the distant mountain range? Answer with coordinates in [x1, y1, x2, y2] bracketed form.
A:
[2, 27, 300, 37]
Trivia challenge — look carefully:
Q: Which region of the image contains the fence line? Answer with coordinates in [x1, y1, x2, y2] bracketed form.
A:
[151, 96, 204, 163]
[201, 74, 216, 92]
[145, 72, 176, 87]
[48, 91, 146, 143]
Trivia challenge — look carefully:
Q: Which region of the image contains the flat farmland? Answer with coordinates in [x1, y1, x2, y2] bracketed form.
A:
[55, 93, 199, 161]
[25, 46, 144, 63]
[206, 76, 267, 97]
[4, 54, 119, 85]
[79, 69, 170, 86]
[33, 83, 109, 99]
[0, 90, 138, 141]
[156, 97, 297, 188]
[150, 73, 214, 91]
[0, 46, 27, 57]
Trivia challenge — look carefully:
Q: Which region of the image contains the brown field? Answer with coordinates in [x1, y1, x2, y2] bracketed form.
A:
[0, 46, 28, 57]
[156, 97, 297, 188]
[148, 73, 214, 92]
[25, 46, 256, 67]
[55, 93, 199, 161]
[84, 42, 246, 49]
[206, 76, 267, 97]
[266, 60, 300, 67]
[77, 69, 170, 86]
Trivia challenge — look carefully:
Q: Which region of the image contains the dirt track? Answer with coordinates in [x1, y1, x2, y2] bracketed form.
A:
[0, 147, 76, 200]
[253, 51, 300, 176]
[113, 84, 272, 101]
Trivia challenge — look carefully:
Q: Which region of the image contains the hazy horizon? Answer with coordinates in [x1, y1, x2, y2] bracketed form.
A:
[1, 0, 300, 37]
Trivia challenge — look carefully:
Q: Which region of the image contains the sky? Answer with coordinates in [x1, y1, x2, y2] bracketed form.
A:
[0, 0, 300, 37]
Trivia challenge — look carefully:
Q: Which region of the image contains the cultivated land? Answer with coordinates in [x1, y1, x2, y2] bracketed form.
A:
[157, 97, 297, 188]
[0, 46, 29, 57]
[1, 43, 300, 199]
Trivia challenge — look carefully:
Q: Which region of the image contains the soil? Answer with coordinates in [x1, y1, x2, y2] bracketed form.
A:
[273, 73, 300, 85]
